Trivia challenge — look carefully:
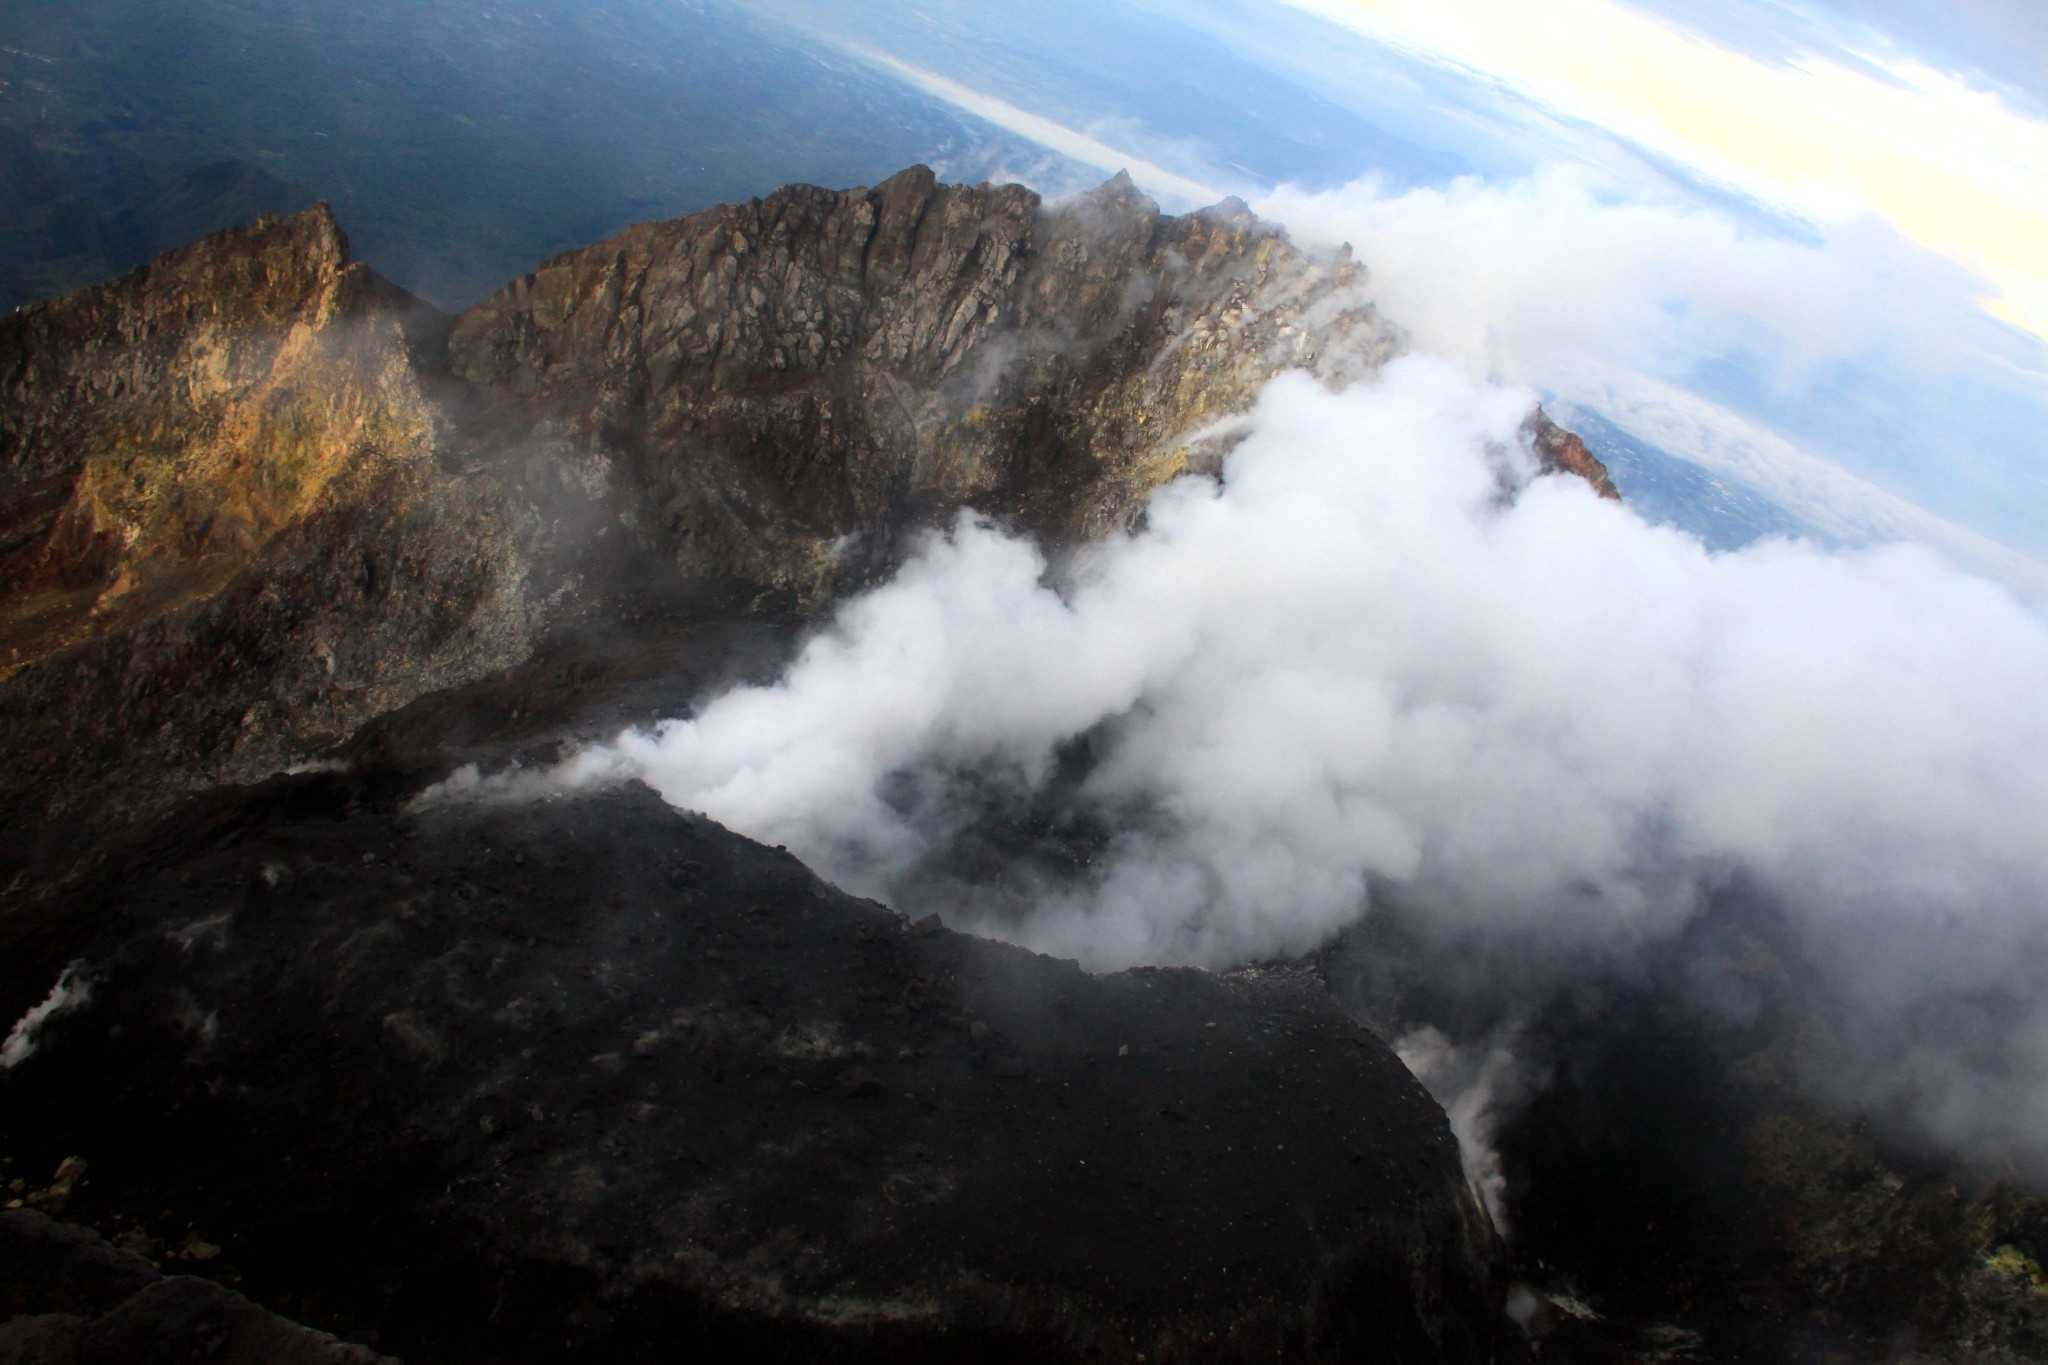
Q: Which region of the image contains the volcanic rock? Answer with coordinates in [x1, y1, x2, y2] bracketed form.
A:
[0, 774, 1497, 1363]
[0, 169, 1628, 899]
[0, 1209, 393, 1364]
[1522, 408, 1619, 502]
[0, 208, 580, 864]
[0, 170, 1415, 893]
[0, 169, 1637, 1361]
[446, 166, 1395, 588]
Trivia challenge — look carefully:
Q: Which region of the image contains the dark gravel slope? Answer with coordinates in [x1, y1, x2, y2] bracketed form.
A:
[0, 773, 1497, 1364]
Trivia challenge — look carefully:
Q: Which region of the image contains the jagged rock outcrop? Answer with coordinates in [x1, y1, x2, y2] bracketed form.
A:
[0, 170, 1637, 873]
[448, 166, 1394, 595]
[0, 209, 595, 869]
[1522, 408, 1619, 501]
[1, 207, 441, 657]
[0, 172, 1413, 885]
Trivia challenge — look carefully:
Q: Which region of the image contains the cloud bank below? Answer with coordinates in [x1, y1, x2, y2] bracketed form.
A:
[1259, 167, 2048, 584]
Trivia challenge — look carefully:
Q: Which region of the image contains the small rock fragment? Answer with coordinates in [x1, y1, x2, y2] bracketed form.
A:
[114, 1230, 161, 1259]
[25, 1156, 87, 1215]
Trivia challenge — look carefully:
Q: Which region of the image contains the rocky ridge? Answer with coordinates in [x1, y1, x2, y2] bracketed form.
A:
[0, 168, 1622, 876]
[0, 209, 567, 870]
[446, 166, 1395, 593]
[1523, 408, 1620, 502]
[0, 167, 1476, 888]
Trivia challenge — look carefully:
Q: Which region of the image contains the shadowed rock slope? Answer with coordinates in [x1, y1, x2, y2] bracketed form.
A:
[0, 775, 1497, 1363]
[0, 1209, 394, 1364]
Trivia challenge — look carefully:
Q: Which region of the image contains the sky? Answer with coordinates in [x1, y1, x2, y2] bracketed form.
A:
[741, 0, 2048, 597]
[1285, 0, 2048, 340]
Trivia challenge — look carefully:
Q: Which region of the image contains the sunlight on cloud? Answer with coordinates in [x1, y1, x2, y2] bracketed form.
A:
[1286, 0, 2048, 342]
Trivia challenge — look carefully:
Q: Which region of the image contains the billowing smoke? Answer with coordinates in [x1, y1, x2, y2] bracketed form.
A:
[443, 352, 2048, 1163]
[1258, 167, 2003, 398]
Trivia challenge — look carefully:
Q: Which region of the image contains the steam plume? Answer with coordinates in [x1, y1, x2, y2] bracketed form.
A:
[441, 352, 2048, 1164]
[1396, 1026, 1527, 1232]
[1, 965, 91, 1070]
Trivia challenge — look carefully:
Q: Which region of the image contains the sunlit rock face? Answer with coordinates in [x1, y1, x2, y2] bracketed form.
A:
[1522, 408, 1619, 502]
[0, 169, 1404, 876]
[0, 207, 566, 857]
[447, 165, 1396, 596]
[2, 207, 442, 661]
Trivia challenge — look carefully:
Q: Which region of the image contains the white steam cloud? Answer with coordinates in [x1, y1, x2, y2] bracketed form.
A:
[1, 965, 91, 1070]
[1396, 1026, 1528, 1233]
[449, 353, 2048, 1159]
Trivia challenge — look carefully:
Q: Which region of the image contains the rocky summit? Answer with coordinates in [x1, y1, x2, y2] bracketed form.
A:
[0, 167, 1448, 883]
[0, 170, 1626, 1361]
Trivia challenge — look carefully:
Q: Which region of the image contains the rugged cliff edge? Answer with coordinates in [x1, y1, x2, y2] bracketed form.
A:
[445, 166, 1393, 591]
[1, 167, 1620, 885]
[0, 169, 1452, 884]
[0, 208, 563, 869]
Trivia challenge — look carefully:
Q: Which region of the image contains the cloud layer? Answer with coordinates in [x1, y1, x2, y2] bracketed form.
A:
[1276, 0, 2048, 342]
[1258, 168, 2048, 576]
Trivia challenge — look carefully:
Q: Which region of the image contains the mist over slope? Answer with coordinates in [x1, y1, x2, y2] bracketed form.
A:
[465, 350, 2048, 1168]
